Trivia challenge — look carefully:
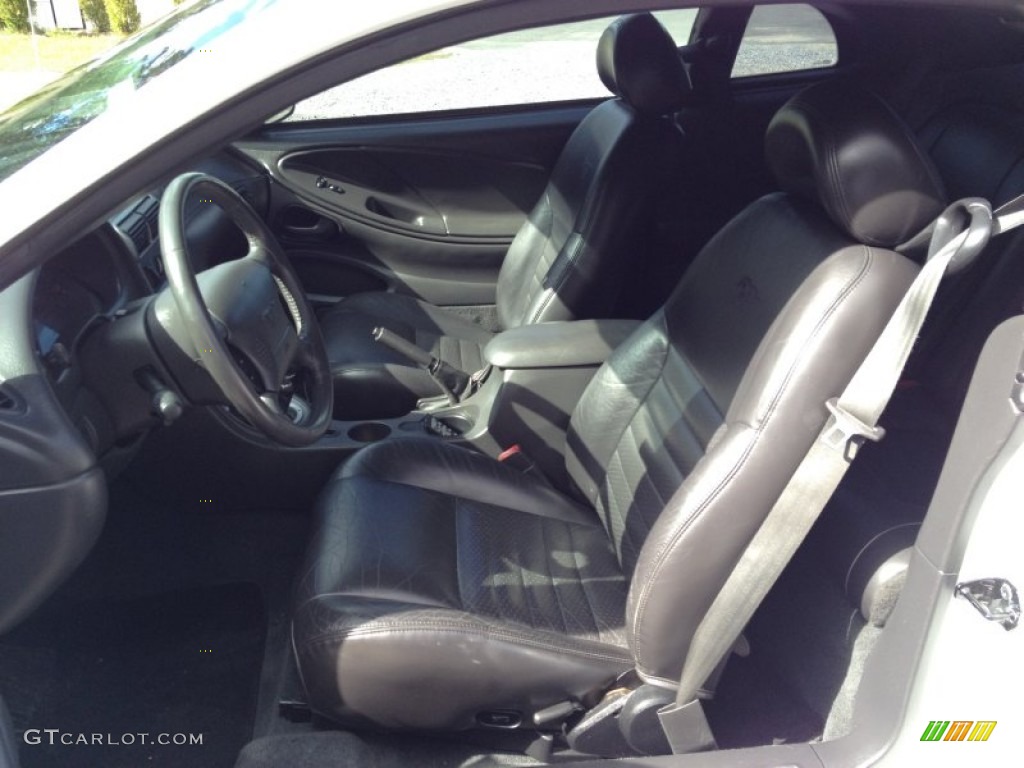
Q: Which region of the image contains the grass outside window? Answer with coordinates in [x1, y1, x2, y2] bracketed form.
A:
[0, 31, 119, 74]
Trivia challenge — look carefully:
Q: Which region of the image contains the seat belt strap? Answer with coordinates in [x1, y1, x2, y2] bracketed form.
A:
[659, 193, 1024, 754]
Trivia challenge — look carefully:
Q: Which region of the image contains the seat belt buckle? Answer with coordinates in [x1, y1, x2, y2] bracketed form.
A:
[821, 398, 886, 460]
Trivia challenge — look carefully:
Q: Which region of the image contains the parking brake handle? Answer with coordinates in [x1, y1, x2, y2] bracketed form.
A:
[371, 327, 469, 406]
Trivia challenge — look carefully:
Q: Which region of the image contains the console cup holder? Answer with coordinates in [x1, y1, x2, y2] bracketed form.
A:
[347, 422, 392, 443]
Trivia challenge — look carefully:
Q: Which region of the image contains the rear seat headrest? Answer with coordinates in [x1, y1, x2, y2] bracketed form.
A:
[766, 81, 947, 248]
[597, 13, 691, 116]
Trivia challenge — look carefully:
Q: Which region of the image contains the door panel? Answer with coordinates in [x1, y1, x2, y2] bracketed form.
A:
[236, 104, 592, 307]
[280, 147, 547, 238]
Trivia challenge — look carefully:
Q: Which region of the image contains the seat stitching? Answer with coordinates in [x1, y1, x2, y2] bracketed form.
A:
[516, 522, 541, 629]
[606, 449, 640, 566]
[454, 498, 466, 611]
[301, 622, 632, 664]
[631, 246, 876, 672]
[794, 99, 854, 238]
[662, 352, 723, 459]
[626, 415, 672, 535]
[537, 519, 570, 635]
[617, 419, 651, 565]
[565, 523, 604, 641]
[571, 315, 670, 510]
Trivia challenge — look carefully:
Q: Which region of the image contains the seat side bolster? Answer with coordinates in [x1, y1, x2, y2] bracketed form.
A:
[627, 245, 920, 682]
[292, 595, 631, 730]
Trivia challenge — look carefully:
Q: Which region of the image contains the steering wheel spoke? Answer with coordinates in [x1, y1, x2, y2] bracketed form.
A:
[247, 241, 274, 268]
[158, 173, 333, 446]
[259, 392, 286, 416]
[288, 330, 317, 369]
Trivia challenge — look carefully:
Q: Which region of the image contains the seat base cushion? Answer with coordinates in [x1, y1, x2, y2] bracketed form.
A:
[292, 439, 632, 731]
[320, 292, 495, 419]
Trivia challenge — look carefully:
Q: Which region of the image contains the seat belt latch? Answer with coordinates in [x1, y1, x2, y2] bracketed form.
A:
[657, 699, 717, 755]
[822, 398, 886, 460]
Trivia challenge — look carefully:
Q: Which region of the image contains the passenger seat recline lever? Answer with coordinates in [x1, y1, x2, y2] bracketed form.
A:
[371, 326, 468, 406]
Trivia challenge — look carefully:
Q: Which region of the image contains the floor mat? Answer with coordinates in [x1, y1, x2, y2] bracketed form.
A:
[2, 582, 265, 768]
[235, 731, 542, 768]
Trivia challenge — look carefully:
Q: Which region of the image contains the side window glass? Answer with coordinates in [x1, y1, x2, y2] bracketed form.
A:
[286, 10, 697, 122]
[732, 4, 838, 78]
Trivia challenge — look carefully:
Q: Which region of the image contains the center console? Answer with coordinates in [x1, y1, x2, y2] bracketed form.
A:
[324, 318, 641, 484]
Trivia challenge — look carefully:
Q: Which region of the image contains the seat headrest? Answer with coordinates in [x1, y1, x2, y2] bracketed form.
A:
[766, 82, 946, 248]
[597, 13, 691, 116]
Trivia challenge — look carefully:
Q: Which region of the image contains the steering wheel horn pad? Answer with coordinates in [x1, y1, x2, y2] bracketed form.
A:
[194, 259, 300, 391]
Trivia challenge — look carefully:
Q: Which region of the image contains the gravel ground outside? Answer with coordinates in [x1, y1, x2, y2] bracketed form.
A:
[290, 41, 606, 121]
[291, 40, 837, 121]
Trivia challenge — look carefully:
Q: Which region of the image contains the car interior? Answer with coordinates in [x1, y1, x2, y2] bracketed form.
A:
[1, 1, 1023, 767]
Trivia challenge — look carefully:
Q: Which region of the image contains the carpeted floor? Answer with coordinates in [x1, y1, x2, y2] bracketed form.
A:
[1, 583, 265, 768]
[235, 731, 544, 768]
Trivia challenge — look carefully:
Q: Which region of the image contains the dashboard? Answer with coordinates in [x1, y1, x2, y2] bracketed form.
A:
[31, 150, 270, 455]
[35, 231, 126, 377]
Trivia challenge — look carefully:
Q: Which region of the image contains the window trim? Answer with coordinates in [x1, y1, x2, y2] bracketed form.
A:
[270, 95, 609, 133]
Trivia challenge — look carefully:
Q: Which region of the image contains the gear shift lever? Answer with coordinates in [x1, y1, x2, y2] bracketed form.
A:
[371, 327, 469, 406]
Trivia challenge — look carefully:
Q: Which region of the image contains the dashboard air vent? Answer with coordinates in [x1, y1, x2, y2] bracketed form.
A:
[118, 195, 160, 254]
[125, 217, 150, 252]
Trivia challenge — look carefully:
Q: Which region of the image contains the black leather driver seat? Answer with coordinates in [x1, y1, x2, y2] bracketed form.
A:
[292, 82, 945, 732]
[320, 13, 690, 419]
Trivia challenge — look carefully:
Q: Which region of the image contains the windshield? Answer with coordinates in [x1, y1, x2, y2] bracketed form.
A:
[0, 0, 279, 184]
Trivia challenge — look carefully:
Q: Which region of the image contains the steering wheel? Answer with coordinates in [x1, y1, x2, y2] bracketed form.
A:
[158, 172, 333, 446]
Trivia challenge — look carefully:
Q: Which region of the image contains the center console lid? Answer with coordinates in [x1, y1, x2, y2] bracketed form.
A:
[484, 319, 641, 369]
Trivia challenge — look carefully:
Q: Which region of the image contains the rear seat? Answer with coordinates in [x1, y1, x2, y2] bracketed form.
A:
[918, 101, 1024, 205]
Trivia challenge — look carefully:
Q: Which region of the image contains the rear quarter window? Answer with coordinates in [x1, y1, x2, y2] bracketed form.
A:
[732, 3, 838, 78]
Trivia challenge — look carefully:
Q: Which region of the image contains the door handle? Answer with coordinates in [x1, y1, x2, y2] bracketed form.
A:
[283, 218, 335, 237]
[365, 196, 446, 235]
[279, 206, 339, 240]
